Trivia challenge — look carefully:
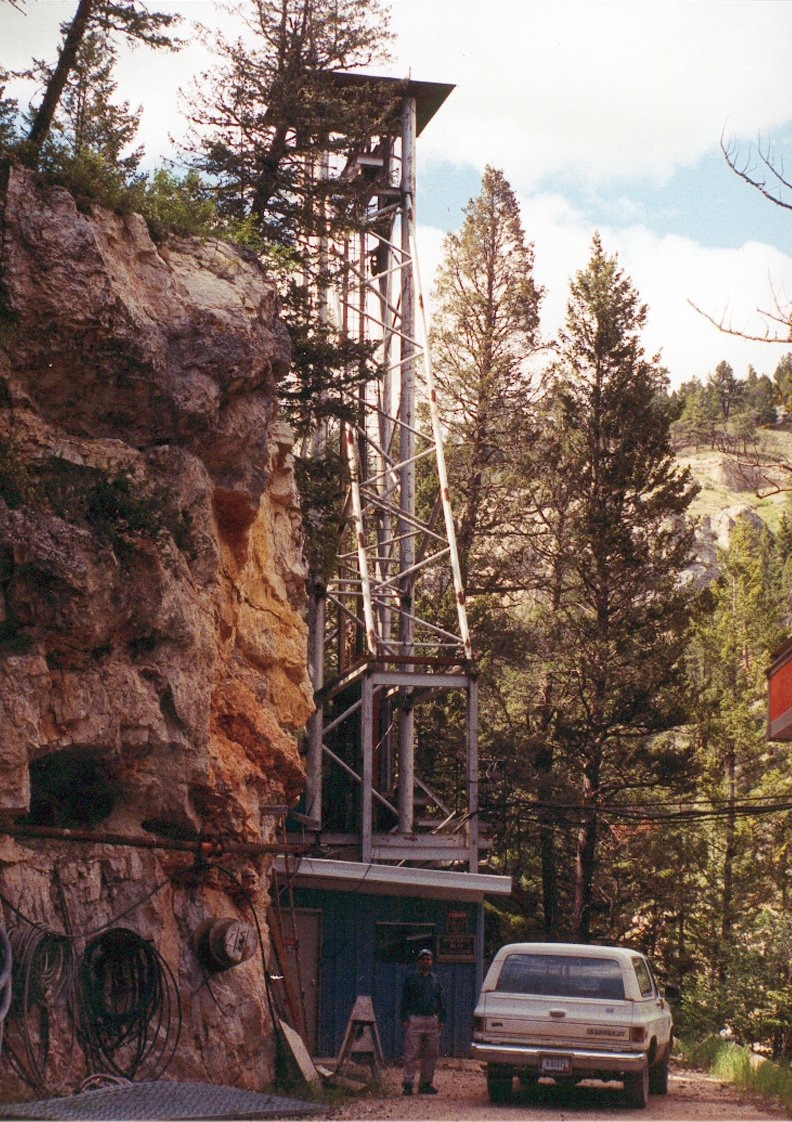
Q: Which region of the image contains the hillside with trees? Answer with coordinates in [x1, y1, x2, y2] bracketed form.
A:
[425, 169, 791, 1061]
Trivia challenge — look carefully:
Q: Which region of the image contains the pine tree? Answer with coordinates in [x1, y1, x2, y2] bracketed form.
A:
[429, 165, 543, 589]
[743, 365, 776, 426]
[0, 87, 18, 149]
[672, 377, 720, 449]
[30, 27, 144, 178]
[408, 167, 543, 844]
[526, 235, 698, 940]
[182, 0, 394, 441]
[183, 0, 393, 243]
[708, 360, 742, 421]
[684, 515, 790, 1038]
[18, 0, 179, 166]
[773, 353, 792, 415]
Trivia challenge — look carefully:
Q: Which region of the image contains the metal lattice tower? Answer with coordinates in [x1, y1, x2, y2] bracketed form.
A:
[300, 77, 483, 872]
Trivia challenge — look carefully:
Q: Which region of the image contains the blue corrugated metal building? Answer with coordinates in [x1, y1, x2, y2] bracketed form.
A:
[276, 858, 510, 1060]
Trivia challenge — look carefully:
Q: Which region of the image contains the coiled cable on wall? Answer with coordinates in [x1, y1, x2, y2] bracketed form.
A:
[4, 924, 77, 1095]
[0, 924, 12, 1053]
[76, 927, 181, 1081]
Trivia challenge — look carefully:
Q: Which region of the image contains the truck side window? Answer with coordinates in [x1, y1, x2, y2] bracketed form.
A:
[631, 956, 654, 997]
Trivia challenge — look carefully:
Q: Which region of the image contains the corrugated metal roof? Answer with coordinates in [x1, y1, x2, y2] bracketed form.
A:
[325, 72, 455, 135]
[275, 856, 512, 900]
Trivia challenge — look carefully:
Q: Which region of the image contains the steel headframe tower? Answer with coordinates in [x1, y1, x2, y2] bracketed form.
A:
[302, 76, 482, 873]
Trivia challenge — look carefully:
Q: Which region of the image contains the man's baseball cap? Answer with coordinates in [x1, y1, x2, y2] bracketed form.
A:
[418, 947, 433, 957]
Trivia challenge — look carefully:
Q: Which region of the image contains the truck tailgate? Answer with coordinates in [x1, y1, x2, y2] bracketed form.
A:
[479, 991, 636, 1049]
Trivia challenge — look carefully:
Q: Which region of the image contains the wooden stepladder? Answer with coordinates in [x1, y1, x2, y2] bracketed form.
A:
[333, 995, 385, 1088]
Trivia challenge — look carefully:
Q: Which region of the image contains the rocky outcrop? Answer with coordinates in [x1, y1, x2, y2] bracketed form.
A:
[685, 506, 767, 588]
[0, 167, 313, 1093]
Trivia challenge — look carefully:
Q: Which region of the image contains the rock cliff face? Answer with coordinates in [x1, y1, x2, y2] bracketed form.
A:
[0, 166, 312, 1094]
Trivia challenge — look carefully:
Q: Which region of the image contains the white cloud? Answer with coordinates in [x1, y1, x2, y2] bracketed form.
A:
[391, 0, 792, 187]
[6, 1, 792, 186]
[7, 1, 792, 188]
[616, 231, 792, 381]
[419, 198, 792, 387]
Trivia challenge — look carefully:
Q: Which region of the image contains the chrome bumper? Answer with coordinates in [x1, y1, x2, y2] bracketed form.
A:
[470, 1040, 647, 1074]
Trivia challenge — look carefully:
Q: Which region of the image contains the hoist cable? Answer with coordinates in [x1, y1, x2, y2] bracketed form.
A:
[191, 861, 279, 1033]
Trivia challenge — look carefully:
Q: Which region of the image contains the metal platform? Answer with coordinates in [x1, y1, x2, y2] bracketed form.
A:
[0, 1081, 326, 1121]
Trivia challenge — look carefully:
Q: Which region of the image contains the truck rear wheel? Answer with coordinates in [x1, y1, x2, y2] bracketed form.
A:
[486, 1064, 513, 1103]
[624, 1062, 649, 1108]
[649, 1050, 669, 1094]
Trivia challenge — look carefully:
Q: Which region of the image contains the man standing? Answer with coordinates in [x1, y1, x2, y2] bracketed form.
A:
[400, 947, 446, 1096]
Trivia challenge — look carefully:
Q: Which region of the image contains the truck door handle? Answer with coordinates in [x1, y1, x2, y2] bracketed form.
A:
[549, 1009, 566, 1018]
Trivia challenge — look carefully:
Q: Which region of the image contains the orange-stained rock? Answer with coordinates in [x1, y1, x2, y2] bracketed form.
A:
[205, 679, 306, 835]
[0, 167, 313, 1093]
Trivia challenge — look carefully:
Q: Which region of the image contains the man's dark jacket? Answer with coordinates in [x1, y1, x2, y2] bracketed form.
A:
[400, 969, 447, 1022]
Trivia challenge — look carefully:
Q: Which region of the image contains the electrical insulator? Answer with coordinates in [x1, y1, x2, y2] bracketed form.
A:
[193, 918, 255, 972]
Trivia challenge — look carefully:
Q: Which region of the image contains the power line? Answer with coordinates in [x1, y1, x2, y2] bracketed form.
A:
[494, 795, 792, 826]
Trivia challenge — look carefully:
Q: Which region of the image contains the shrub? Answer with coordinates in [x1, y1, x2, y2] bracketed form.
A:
[678, 1036, 792, 1113]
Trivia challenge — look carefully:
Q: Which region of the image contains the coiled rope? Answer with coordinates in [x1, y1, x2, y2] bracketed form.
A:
[76, 927, 181, 1081]
[78, 1072, 133, 1092]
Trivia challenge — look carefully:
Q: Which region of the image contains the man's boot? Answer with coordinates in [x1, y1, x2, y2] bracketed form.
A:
[402, 1082, 413, 1096]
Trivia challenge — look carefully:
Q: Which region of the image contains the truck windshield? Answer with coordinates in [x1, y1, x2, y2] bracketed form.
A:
[494, 954, 626, 1000]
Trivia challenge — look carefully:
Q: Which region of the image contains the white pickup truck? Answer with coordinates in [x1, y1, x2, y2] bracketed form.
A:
[471, 942, 675, 1108]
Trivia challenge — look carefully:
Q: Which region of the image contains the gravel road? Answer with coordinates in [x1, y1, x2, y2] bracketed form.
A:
[320, 1058, 788, 1121]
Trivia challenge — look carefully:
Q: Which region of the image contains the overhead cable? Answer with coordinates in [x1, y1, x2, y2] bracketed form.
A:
[497, 795, 792, 826]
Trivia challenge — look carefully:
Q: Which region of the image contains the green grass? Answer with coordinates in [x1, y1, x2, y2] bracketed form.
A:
[676, 1036, 792, 1113]
[679, 440, 791, 530]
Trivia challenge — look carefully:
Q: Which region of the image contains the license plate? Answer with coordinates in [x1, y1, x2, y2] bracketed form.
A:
[540, 1055, 571, 1074]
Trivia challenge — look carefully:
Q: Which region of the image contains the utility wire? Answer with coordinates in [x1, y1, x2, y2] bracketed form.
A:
[493, 795, 792, 826]
[3, 925, 77, 1096]
[0, 874, 180, 1095]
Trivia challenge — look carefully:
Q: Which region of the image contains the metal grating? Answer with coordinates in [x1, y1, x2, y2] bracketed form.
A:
[0, 1081, 326, 1121]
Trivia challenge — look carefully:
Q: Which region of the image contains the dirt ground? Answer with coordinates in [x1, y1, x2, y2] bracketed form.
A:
[319, 1058, 789, 1121]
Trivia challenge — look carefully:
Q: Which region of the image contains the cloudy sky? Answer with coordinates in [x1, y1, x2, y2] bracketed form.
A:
[4, 0, 792, 387]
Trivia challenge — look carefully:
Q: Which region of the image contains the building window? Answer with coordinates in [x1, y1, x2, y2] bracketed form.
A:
[374, 923, 436, 964]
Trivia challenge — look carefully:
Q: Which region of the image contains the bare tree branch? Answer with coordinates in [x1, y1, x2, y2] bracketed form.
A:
[759, 146, 792, 195]
[683, 131, 792, 495]
[721, 132, 792, 212]
[687, 299, 792, 344]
